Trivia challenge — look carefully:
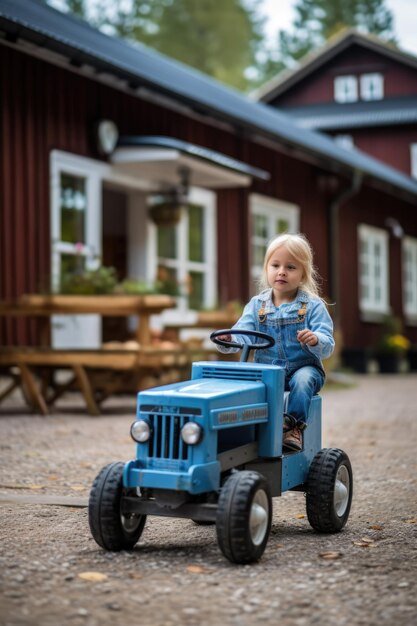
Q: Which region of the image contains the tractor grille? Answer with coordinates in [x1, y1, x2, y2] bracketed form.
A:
[201, 366, 263, 381]
[147, 413, 191, 461]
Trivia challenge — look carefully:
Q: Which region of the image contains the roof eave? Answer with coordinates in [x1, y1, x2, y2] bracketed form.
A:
[255, 30, 417, 104]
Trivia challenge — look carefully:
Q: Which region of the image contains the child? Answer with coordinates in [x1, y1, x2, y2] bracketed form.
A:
[217, 233, 334, 452]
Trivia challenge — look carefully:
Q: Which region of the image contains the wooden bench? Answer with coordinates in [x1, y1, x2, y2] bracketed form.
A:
[0, 346, 220, 416]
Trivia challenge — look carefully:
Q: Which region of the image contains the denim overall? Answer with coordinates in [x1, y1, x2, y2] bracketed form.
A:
[222, 289, 334, 425]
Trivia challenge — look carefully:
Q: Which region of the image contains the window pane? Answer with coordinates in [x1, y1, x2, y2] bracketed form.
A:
[403, 239, 417, 315]
[156, 265, 178, 295]
[157, 224, 177, 259]
[360, 73, 384, 101]
[334, 75, 358, 103]
[276, 219, 289, 234]
[61, 252, 85, 277]
[254, 244, 266, 266]
[254, 215, 268, 238]
[188, 204, 204, 262]
[188, 271, 204, 310]
[60, 174, 86, 244]
[60, 252, 86, 292]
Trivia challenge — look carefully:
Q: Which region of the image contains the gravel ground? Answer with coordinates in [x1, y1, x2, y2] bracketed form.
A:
[0, 374, 416, 626]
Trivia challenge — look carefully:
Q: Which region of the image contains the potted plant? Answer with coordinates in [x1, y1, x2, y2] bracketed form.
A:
[406, 344, 417, 372]
[60, 265, 118, 295]
[374, 316, 410, 373]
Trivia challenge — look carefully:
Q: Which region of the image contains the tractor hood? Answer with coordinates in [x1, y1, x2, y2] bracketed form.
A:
[137, 378, 266, 414]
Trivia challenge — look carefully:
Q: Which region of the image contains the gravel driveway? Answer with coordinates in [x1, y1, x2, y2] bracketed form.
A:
[0, 374, 416, 626]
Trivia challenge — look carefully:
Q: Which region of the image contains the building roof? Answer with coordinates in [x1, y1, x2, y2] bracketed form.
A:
[254, 29, 417, 104]
[1, 1, 417, 201]
[283, 96, 417, 130]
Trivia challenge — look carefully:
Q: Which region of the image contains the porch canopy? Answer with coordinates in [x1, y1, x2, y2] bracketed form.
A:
[111, 136, 270, 188]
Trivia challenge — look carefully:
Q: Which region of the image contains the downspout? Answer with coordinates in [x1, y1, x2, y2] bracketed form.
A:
[329, 169, 363, 330]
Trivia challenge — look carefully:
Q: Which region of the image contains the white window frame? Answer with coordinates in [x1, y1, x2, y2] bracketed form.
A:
[358, 224, 389, 316]
[250, 194, 299, 290]
[360, 72, 384, 101]
[334, 75, 358, 103]
[50, 150, 160, 347]
[51, 151, 217, 336]
[410, 144, 417, 179]
[50, 152, 105, 292]
[403, 236, 417, 321]
[146, 187, 217, 315]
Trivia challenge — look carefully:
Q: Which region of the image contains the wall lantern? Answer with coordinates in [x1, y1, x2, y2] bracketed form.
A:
[148, 166, 190, 226]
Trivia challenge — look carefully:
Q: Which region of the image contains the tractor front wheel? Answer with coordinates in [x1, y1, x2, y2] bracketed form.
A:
[306, 448, 353, 533]
[88, 462, 146, 550]
[216, 471, 272, 564]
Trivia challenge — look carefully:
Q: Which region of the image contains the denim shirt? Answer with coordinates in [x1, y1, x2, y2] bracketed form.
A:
[218, 289, 334, 377]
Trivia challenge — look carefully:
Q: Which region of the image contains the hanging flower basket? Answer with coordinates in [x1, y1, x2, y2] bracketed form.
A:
[148, 201, 183, 226]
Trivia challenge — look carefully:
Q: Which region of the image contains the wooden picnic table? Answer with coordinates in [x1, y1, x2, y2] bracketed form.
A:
[0, 293, 176, 346]
[0, 293, 180, 415]
[0, 294, 237, 415]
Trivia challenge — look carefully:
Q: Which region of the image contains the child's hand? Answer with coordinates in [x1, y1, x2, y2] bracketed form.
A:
[217, 334, 232, 342]
[297, 329, 318, 346]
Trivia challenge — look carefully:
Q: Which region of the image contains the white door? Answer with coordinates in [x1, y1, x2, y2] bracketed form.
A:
[50, 152, 102, 348]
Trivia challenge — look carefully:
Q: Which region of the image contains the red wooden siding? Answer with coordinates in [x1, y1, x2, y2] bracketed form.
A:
[1, 44, 416, 350]
[339, 186, 417, 348]
[274, 45, 417, 107]
[329, 125, 417, 175]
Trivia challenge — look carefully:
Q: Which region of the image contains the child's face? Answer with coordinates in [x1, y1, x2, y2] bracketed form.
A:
[266, 245, 304, 302]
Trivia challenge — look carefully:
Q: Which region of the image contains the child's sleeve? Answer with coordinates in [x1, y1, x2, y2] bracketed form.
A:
[216, 300, 257, 353]
[304, 300, 335, 359]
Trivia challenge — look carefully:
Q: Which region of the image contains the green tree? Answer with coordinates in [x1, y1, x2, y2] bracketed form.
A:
[277, 0, 396, 64]
[48, 0, 266, 92]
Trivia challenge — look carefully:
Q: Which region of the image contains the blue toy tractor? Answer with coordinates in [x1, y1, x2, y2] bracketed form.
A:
[89, 330, 352, 564]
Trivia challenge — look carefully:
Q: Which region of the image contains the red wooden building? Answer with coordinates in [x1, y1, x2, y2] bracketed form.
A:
[1, 2, 417, 368]
[255, 30, 417, 178]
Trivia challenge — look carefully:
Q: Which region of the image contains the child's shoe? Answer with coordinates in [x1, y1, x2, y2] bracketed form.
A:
[283, 414, 305, 452]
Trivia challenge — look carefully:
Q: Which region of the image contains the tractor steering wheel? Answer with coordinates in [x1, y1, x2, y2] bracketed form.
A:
[210, 329, 275, 363]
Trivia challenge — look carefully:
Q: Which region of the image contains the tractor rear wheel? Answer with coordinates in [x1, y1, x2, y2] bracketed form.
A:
[88, 462, 146, 550]
[216, 471, 272, 564]
[306, 448, 353, 533]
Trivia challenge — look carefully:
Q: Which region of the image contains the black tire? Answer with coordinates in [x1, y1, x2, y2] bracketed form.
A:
[88, 462, 146, 551]
[216, 471, 272, 564]
[192, 519, 216, 526]
[306, 448, 353, 533]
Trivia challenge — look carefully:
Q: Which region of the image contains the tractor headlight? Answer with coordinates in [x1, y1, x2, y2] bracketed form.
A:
[130, 420, 151, 443]
[181, 422, 203, 445]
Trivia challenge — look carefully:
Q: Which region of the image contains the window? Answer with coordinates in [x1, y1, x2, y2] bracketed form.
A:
[334, 75, 358, 103]
[51, 153, 104, 293]
[360, 73, 384, 101]
[403, 237, 417, 319]
[411, 144, 417, 179]
[154, 188, 216, 312]
[358, 224, 389, 315]
[250, 195, 299, 293]
[50, 152, 105, 348]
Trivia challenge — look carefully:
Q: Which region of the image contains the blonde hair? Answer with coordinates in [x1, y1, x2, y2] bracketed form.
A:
[259, 233, 322, 299]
